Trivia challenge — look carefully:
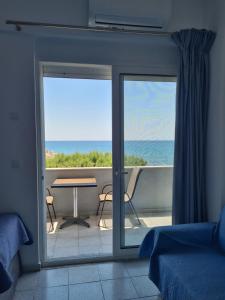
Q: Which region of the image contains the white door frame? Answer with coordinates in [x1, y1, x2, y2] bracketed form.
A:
[35, 61, 46, 265]
[36, 61, 117, 266]
[36, 61, 177, 266]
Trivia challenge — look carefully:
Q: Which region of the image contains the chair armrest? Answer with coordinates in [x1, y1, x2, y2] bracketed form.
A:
[102, 184, 113, 194]
[140, 222, 217, 258]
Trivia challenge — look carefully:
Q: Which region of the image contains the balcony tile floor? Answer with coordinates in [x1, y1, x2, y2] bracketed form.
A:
[46, 212, 171, 259]
[14, 260, 162, 300]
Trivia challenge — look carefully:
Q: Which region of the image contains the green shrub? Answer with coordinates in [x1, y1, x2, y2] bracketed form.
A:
[46, 151, 147, 168]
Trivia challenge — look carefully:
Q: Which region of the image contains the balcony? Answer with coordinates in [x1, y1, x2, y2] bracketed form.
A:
[45, 166, 173, 259]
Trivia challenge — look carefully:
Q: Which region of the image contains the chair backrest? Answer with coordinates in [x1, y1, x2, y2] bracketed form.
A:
[46, 187, 52, 196]
[126, 167, 142, 199]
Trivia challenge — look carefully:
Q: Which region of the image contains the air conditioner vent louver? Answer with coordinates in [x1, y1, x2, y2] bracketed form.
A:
[95, 14, 163, 30]
[89, 0, 172, 32]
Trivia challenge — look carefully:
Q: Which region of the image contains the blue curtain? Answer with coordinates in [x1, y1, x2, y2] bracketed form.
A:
[172, 29, 216, 224]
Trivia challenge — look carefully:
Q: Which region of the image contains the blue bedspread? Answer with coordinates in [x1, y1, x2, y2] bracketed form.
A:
[0, 214, 33, 293]
[139, 223, 225, 300]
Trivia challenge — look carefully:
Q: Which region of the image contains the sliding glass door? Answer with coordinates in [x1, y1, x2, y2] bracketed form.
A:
[113, 68, 177, 254]
[38, 63, 177, 264]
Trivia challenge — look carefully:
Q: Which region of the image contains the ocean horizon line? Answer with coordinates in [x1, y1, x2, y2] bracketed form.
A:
[45, 139, 175, 142]
[45, 140, 174, 165]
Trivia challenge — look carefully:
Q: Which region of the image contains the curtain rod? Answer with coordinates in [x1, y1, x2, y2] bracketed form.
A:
[6, 20, 172, 36]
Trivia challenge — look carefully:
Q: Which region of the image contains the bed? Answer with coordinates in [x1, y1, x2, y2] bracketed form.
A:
[0, 213, 33, 298]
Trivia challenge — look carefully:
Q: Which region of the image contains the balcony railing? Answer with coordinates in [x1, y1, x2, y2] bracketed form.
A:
[45, 166, 173, 216]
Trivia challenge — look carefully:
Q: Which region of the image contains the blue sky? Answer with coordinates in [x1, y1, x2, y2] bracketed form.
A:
[124, 80, 176, 140]
[43, 77, 176, 141]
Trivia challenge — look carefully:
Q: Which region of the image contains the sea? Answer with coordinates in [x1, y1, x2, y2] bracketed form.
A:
[45, 140, 174, 166]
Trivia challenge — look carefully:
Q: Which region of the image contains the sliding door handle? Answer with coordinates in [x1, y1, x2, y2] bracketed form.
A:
[115, 170, 128, 176]
[121, 171, 128, 175]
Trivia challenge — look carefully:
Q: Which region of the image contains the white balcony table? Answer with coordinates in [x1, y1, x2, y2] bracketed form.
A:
[51, 177, 97, 229]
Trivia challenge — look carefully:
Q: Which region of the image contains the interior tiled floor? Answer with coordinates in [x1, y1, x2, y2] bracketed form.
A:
[14, 260, 162, 300]
[47, 212, 171, 259]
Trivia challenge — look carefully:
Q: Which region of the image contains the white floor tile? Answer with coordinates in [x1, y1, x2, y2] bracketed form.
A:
[55, 237, 78, 247]
[100, 235, 112, 246]
[124, 260, 149, 277]
[53, 246, 79, 258]
[78, 227, 100, 237]
[78, 246, 100, 256]
[13, 290, 36, 300]
[56, 231, 78, 239]
[69, 282, 104, 300]
[101, 278, 138, 300]
[57, 226, 78, 236]
[16, 272, 40, 291]
[131, 276, 159, 297]
[47, 246, 55, 258]
[14, 260, 161, 300]
[78, 236, 102, 247]
[69, 264, 100, 284]
[37, 286, 68, 300]
[100, 245, 112, 255]
[46, 214, 171, 259]
[98, 262, 129, 280]
[40, 268, 68, 287]
[47, 238, 56, 248]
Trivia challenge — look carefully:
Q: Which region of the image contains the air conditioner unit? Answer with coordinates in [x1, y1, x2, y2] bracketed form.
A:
[89, 0, 172, 31]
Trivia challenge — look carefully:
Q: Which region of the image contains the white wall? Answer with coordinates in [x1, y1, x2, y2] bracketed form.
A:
[0, 0, 205, 32]
[0, 0, 88, 28]
[0, 32, 39, 270]
[0, 0, 211, 270]
[205, 0, 225, 221]
[168, 0, 205, 31]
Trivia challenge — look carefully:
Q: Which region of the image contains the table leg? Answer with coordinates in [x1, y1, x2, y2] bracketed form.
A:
[73, 187, 78, 217]
[60, 187, 90, 229]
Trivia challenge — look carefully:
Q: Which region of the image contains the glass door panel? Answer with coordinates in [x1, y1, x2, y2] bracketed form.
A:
[121, 75, 176, 248]
[42, 64, 113, 262]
